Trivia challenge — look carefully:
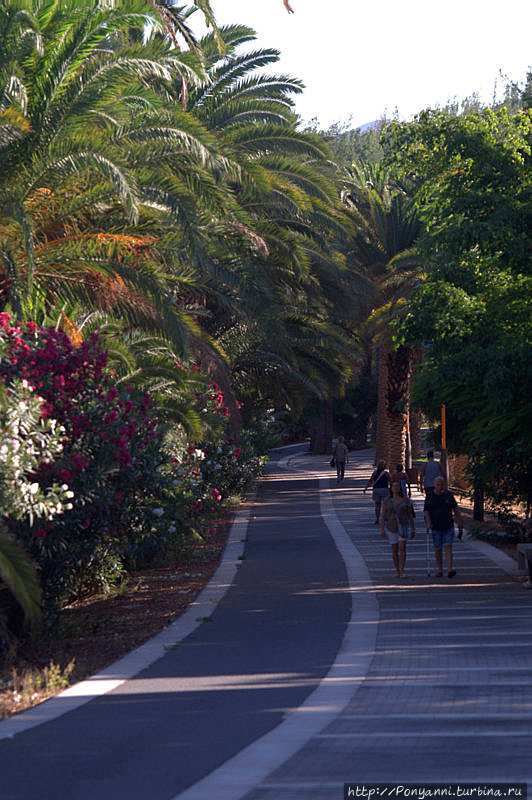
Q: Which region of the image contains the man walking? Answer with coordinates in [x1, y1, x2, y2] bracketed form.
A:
[424, 476, 464, 578]
[420, 449, 442, 496]
[332, 435, 349, 483]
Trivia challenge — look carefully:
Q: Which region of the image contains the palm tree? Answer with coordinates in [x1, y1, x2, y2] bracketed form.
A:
[343, 161, 422, 468]
[0, 0, 228, 352]
[182, 25, 364, 423]
[1, 2, 363, 436]
[0, 524, 42, 637]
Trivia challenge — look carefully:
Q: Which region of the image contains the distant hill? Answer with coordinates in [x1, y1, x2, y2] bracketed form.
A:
[356, 119, 383, 134]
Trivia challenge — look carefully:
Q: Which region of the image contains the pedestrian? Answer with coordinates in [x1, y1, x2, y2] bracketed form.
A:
[332, 435, 349, 483]
[381, 481, 415, 577]
[391, 463, 410, 497]
[364, 459, 390, 524]
[424, 475, 464, 578]
[420, 449, 443, 496]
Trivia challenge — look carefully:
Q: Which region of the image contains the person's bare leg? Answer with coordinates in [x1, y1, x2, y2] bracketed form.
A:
[445, 545, 455, 576]
[399, 541, 407, 576]
[375, 500, 381, 523]
[435, 548, 443, 576]
[391, 543, 399, 576]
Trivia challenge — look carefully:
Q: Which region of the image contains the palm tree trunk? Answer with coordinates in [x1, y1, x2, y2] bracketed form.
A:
[311, 398, 333, 454]
[386, 344, 412, 470]
[388, 410, 407, 470]
[410, 410, 422, 459]
[409, 347, 423, 459]
[375, 345, 389, 465]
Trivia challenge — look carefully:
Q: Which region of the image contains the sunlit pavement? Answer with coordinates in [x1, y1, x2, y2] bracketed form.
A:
[0, 446, 530, 800]
[237, 449, 532, 799]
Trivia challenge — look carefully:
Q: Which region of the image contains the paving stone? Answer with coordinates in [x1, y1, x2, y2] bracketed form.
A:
[244, 450, 532, 798]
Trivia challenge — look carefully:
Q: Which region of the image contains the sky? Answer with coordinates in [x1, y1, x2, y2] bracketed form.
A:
[196, 0, 532, 128]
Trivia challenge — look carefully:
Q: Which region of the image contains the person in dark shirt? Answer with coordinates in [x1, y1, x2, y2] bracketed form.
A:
[424, 476, 464, 578]
[363, 460, 390, 524]
[333, 435, 349, 483]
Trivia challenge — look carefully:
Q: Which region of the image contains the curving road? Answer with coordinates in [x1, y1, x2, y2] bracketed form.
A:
[0, 446, 531, 800]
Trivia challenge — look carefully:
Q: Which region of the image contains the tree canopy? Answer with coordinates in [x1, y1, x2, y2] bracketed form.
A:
[382, 107, 532, 508]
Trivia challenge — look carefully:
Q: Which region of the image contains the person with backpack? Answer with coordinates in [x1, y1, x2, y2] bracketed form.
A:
[391, 463, 410, 498]
[363, 460, 390, 524]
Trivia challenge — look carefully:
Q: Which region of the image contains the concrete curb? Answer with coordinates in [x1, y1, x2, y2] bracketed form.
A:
[466, 535, 520, 576]
[0, 489, 257, 741]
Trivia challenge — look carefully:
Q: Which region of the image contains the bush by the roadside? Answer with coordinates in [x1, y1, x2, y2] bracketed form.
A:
[0, 316, 266, 625]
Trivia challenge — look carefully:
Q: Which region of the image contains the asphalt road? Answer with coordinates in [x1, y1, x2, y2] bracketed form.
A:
[0, 446, 351, 800]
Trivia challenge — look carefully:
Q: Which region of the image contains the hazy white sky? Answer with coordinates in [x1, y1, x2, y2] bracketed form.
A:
[199, 1, 531, 127]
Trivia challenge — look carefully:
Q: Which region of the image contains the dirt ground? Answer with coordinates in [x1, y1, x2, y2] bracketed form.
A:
[453, 495, 519, 559]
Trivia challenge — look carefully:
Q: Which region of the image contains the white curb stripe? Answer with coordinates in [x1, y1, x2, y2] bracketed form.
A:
[174, 471, 379, 800]
[0, 492, 255, 740]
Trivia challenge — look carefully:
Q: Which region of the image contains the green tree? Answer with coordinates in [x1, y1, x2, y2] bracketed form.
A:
[0, 0, 230, 351]
[305, 119, 384, 169]
[383, 108, 532, 511]
[184, 24, 365, 426]
[342, 161, 422, 467]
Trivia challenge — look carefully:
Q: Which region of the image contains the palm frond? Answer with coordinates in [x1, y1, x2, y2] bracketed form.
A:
[0, 524, 41, 628]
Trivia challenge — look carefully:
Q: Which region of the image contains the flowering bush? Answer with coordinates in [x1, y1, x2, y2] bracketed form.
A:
[197, 382, 267, 499]
[0, 314, 165, 614]
[0, 313, 267, 619]
[123, 377, 266, 567]
[0, 378, 72, 524]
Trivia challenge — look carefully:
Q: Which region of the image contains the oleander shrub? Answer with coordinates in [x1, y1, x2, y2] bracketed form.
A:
[0, 314, 267, 620]
[0, 314, 165, 615]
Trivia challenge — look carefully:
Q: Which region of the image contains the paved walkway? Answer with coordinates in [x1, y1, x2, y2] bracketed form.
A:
[240, 451, 532, 798]
[0, 447, 530, 799]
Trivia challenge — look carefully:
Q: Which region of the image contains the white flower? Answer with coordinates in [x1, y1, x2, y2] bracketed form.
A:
[66, 490, 74, 499]
[29, 482, 40, 495]
[194, 449, 205, 460]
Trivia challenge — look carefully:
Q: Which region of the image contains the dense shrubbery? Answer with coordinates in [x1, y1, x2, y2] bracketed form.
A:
[0, 316, 266, 621]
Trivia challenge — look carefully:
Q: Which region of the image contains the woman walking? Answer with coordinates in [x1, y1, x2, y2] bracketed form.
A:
[364, 460, 390, 524]
[381, 481, 415, 577]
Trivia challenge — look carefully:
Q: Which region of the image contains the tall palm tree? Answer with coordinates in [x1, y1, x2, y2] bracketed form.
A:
[182, 25, 364, 419]
[343, 162, 422, 468]
[0, 0, 228, 352]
